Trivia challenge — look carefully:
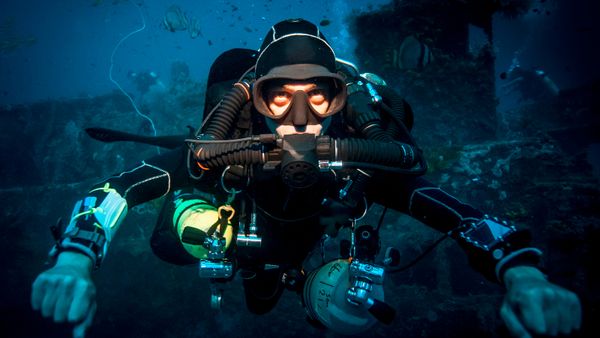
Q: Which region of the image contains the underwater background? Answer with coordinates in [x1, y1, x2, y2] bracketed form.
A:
[0, 0, 598, 337]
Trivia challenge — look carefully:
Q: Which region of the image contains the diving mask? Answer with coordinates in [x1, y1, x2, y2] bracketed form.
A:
[252, 64, 347, 122]
[259, 82, 339, 132]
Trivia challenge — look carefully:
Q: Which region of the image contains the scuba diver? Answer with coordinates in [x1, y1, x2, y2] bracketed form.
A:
[31, 19, 581, 338]
[499, 57, 561, 102]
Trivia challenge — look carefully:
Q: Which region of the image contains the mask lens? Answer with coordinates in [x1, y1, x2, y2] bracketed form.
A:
[262, 79, 336, 118]
[306, 88, 329, 116]
[266, 90, 292, 117]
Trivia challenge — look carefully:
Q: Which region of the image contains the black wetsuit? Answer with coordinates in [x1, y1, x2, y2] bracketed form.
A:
[85, 105, 522, 313]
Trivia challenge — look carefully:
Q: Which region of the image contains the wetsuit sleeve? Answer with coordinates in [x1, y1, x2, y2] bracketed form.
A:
[367, 175, 542, 283]
[93, 145, 195, 207]
[50, 146, 204, 268]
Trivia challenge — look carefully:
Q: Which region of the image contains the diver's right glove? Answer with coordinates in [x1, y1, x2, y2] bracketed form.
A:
[31, 251, 97, 338]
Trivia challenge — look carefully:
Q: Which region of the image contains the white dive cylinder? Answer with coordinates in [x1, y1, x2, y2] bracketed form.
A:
[302, 259, 385, 335]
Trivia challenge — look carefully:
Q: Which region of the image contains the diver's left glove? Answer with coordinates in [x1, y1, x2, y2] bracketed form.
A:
[501, 265, 582, 338]
[31, 251, 97, 338]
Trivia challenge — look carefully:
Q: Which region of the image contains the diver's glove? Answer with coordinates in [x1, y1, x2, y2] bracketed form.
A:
[501, 265, 582, 338]
[31, 251, 97, 338]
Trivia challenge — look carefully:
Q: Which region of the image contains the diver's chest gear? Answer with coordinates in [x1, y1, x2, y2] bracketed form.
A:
[173, 195, 235, 279]
[337, 169, 372, 210]
[303, 258, 392, 334]
[188, 133, 426, 183]
[177, 193, 238, 308]
[302, 214, 396, 334]
[236, 202, 262, 248]
[278, 133, 322, 188]
[302, 259, 383, 335]
[347, 259, 395, 324]
[351, 225, 380, 260]
[173, 196, 234, 261]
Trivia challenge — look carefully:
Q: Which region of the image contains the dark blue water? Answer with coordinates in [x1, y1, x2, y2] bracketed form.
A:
[0, 0, 392, 106]
[1, 1, 598, 337]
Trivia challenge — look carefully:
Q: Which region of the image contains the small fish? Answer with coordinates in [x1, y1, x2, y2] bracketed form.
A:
[385, 35, 433, 70]
[188, 17, 202, 39]
[244, 26, 253, 33]
[319, 19, 331, 27]
[208, 40, 213, 46]
[163, 5, 188, 32]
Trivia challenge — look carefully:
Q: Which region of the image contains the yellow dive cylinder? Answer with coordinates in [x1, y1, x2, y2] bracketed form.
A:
[303, 259, 384, 335]
[172, 197, 233, 260]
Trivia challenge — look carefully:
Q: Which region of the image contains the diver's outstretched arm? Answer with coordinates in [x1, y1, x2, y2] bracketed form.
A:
[367, 175, 582, 337]
[31, 146, 200, 335]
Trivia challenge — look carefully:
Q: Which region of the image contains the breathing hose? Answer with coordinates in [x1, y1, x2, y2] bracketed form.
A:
[187, 136, 427, 175]
[376, 84, 414, 132]
[201, 81, 252, 140]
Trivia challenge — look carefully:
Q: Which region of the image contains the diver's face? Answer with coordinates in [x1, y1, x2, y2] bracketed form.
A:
[265, 82, 330, 137]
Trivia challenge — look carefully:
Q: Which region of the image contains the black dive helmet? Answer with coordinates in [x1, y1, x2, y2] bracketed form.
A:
[252, 19, 347, 122]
